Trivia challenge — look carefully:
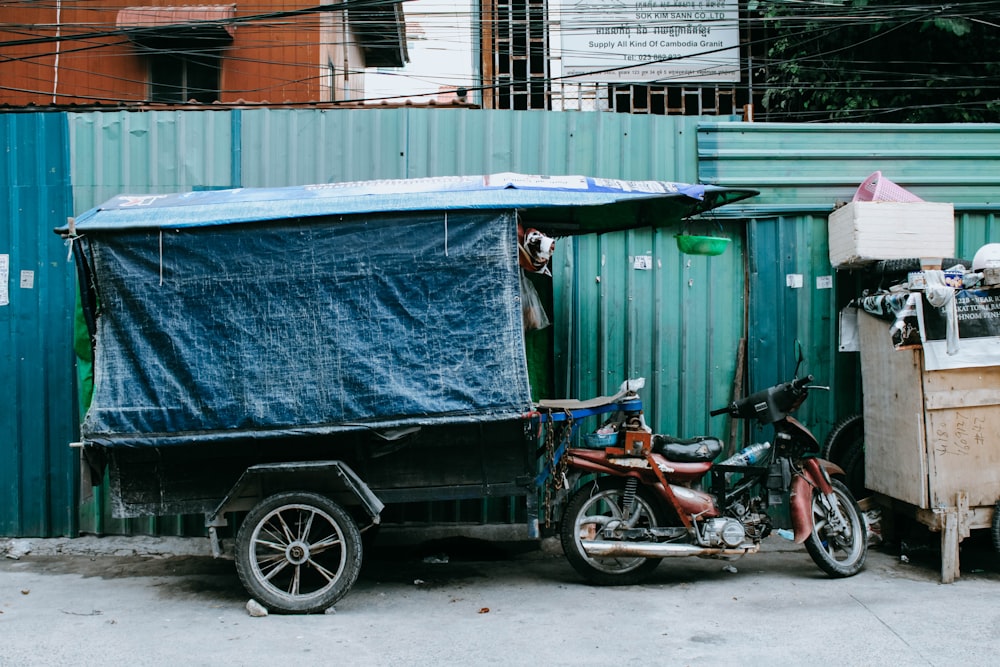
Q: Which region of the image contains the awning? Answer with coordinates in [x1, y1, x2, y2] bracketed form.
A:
[116, 5, 236, 40]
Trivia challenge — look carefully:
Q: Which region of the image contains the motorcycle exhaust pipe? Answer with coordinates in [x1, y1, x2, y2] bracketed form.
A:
[582, 540, 759, 559]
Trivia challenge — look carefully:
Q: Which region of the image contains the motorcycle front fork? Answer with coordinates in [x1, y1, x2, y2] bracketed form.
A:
[809, 461, 850, 534]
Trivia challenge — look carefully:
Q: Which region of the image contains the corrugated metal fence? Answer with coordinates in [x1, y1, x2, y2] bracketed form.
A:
[3, 110, 1000, 537]
[700, 122, 1000, 427]
[1, 113, 78, 536]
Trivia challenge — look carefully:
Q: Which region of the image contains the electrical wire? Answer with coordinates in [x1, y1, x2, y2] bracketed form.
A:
[1, 0, 999, 117]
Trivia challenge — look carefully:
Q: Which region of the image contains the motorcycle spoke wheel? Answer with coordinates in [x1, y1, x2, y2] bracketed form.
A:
[236, 491, 362, 613]
[804, 478, 867, 578]
[560, 478, 663, 586]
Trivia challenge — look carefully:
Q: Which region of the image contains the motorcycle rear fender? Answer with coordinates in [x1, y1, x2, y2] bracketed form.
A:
[789, 458, 842, 544]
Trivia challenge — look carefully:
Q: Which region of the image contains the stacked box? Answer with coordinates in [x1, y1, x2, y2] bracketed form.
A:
[828, 201, 955, 268]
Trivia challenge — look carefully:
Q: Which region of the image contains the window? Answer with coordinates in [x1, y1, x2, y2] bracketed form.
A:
[115, 6, 234, 105]
[149, 51, 222, 104]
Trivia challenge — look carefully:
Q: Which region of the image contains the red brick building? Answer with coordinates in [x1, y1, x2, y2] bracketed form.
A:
[0, 1, 406, 106]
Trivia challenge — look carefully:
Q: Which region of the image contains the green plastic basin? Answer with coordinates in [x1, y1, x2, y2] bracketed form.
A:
[675, 234, 731, 256]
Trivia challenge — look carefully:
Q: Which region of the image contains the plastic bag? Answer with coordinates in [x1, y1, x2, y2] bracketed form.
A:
[520, 270, 551, 331]
[518, 225, 555, 276]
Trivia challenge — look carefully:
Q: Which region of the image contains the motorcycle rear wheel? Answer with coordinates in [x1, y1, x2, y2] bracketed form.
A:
[560, 477, 664, 586]
[805, 478, 868, 577]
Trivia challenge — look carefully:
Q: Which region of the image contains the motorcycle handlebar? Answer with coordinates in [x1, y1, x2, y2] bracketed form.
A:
[710, 374, 815, 418]
[793, 375, 814, 390]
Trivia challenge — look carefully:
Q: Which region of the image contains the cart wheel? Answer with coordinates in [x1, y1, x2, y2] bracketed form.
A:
[822, 414, 863, 463]
[235, 491, 362, 614]
[840, 435, 868, 500]
[992, 500, 1000, 555]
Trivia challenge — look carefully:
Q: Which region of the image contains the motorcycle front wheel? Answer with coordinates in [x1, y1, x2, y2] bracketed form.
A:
[805, 478, 868, 577]
[560, 477, 664, 586]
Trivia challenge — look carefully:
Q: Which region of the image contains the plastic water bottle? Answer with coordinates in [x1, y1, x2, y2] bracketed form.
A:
[718, 441, 771, 466]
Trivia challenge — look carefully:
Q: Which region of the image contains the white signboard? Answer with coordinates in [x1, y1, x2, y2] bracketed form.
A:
[557, 0, 740, 83]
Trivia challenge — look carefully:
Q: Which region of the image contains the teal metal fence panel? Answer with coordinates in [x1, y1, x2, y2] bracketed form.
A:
[68, 110, 238, 214]
[0, 112, 78, 537]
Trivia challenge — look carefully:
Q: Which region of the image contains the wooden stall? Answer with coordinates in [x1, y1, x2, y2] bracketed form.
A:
[859, 311, 1000, 582]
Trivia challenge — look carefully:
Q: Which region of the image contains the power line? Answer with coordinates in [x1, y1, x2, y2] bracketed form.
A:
[0, 0, 409, 50]
[2, 0, 999, 117]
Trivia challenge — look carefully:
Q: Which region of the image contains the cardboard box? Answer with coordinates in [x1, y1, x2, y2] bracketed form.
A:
[828, 201, 955, 268]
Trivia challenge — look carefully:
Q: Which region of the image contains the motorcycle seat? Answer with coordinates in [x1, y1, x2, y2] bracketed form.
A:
[652, 435, 723, 462]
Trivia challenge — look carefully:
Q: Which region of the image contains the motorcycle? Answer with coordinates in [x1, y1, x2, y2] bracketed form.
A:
[553, 364, 868, 585]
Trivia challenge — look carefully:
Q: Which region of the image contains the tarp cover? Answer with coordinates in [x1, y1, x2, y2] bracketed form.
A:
[82, 210, 531, 446]
[64, 173, 757, 236]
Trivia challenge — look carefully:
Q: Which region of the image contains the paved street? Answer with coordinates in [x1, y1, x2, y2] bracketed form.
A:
[1, 532, 998, 667]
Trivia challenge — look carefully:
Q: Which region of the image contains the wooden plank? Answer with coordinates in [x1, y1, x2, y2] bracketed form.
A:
[914, 505, 994, 532]
[859, 313, 929, 507]
[924, 402, 1000, 507]
[925, 387, 1000, 410]
[924, 366, 1000, 507]
[940, 509, 960, 583]
[726, 337, 746, 457]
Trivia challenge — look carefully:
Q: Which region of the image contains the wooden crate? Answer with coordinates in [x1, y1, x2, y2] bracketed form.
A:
[859, 312, 1000, 582]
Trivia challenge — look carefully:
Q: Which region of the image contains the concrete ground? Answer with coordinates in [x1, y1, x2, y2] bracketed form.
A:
[1, 529, 998, 667]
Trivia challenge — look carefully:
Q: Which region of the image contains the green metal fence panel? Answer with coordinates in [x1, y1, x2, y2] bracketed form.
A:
[553, 225, 746, 441]
[698, 122, 1000, 442]
[236, 108, 711, 185]
[698, 122, 1000, 211]
[746, 214, 840, 440]
[956, 211, 1000, 258]
[30, 110, 999, 538]
[52, 109, 746, 536]
[0, 112, 78, 537]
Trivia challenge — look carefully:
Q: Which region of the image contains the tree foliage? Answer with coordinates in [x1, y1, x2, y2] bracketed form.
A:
[751, 0, 1000, 122]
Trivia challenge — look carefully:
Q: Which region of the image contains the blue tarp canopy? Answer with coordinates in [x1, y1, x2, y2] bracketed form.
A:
[65, 174, 756, 448]
[65, 173, 757, 236]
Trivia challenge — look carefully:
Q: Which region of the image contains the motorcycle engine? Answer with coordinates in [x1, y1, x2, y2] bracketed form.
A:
[728, 498, 771, 542]
[702, 518, 746, 548]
